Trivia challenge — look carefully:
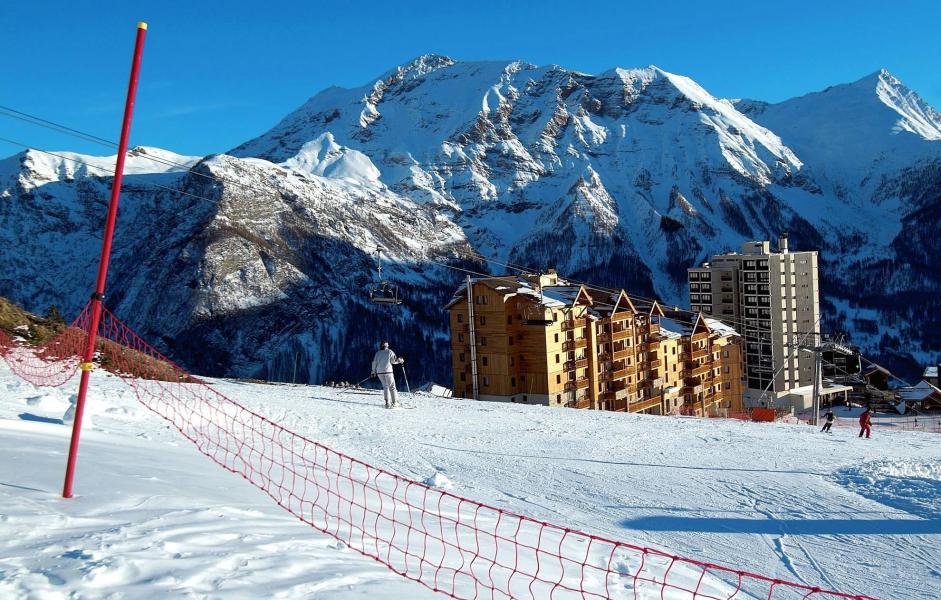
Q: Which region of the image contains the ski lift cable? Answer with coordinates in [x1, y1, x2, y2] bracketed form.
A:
[7, 135, 816, 344]
[0, 105, 830, 335]
[13, 135, 863, 397]
[444, 244, 805, 334]
[0, 105, 286, 203]
[0, 106, 813, 336]
[2, 114, 845, 342]
[0, 136, 240, 207]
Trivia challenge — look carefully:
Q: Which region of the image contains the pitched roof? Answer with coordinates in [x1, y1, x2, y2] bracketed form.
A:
[899, 380, 941, 402]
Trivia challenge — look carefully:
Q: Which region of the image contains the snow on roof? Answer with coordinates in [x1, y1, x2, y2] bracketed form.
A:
[899, 380, 941, 401]
[704, 317, 740, 337]
[924, 366, 938, 378]
[657, 317, 690, 338]
[785, 382, 854, 396]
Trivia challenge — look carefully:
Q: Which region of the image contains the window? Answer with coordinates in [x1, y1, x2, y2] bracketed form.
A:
[522, 395, 528, 402]
[459, 353, 465, 362]
[555, 354, 560, 363]
[725, 382, 731, 390]
[458, 333, 464, 342]
[457, 314, 463, 323]
[482, 356, 489, 366]
[480, 315, 487, 325]
[507, 315, 512, 325]
[508, 336, 514, 346]
[459, 372, 466, 381]
[481, 337, 487, 346]
[553, 312, 558, 322]
[483, 376, 490, 386]
[556, 394, 562, 402]
[556, 374, 562, 383]
[509, 357, 515, 366]
[554, 333, 559, 343]
[511, 377, 516, 387]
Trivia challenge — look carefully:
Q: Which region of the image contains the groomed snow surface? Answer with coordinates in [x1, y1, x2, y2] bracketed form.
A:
[1, 363, 939, 599]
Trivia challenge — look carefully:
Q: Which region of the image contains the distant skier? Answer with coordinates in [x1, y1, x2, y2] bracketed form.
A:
[820, 410, 835, 433]
[858, 406, 872, 438]
[371, 340, 404, 409]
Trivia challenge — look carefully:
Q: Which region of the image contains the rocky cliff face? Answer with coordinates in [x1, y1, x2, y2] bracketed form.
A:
[2, 57, 939, 382]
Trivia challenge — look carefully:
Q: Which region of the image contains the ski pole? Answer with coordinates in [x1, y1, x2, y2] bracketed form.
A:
[400, 364, 410, 394]
[341, 375, 374, 394]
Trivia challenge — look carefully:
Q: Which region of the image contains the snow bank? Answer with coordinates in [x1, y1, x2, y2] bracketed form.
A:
[832, 460, 941, 520]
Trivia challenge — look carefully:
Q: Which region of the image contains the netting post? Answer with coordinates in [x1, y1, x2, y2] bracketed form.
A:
[62, 21, 148, 499]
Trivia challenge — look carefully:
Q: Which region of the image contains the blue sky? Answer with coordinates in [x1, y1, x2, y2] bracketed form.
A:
[2, 0, 939, 157]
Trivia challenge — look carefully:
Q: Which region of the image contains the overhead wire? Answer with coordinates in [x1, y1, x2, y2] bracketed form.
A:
[11, 120, 903, 405]
[0, 104, 817, 335]
[0, 104, 783, 329]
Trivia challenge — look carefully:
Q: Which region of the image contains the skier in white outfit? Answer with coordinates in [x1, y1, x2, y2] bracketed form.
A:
[371, 340, 404, 408]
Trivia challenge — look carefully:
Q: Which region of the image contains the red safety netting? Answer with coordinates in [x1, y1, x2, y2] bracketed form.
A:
[0, 304, 91, 387]
[0, 304, 876, 600]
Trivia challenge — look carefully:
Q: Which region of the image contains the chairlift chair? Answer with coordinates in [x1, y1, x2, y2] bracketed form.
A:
[524, 304, 553, 326]
[368, 246, 403, 305]
[369, 282, 402, 305]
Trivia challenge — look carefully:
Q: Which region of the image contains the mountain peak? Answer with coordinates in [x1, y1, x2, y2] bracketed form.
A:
[380, 54, 456, 82]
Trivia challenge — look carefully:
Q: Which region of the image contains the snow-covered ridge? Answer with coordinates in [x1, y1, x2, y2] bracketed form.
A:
[18, 145, 200, 183]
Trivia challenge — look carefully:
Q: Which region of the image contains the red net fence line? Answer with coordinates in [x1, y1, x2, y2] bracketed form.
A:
[0, 306, 875, 600]
[0, 303, 92, 387]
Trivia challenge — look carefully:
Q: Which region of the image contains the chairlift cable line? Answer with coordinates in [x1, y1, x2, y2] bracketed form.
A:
[2, 122, 842, 350]
[3, 134, 809, 341]
[9, 135, 874, 403]
[0, 105, 287, 203]
[0, 105, 814, 335]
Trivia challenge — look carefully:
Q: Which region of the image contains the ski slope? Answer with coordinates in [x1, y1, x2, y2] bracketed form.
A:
[1, 364, 939, 599]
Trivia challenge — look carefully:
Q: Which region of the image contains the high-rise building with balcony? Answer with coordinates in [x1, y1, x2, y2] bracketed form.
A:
[445, 272, 744, 416]
[687, 235, 820, 405]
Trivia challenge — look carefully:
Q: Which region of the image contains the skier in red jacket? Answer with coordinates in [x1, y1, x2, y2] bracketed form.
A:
[858, 407, 872, 438]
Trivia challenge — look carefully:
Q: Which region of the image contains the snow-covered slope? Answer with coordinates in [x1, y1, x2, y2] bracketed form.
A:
[2, 58, 940, 382]
[2, 365, 939, 598]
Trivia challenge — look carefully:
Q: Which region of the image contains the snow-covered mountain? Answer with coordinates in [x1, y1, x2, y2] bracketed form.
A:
[2, 57, 939, 382]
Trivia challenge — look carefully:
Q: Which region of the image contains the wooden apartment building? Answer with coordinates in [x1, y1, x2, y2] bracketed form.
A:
[446, 272, 745, 416]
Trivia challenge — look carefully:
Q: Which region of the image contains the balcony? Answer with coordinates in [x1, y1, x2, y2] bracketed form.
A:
[630, 398, 662, 413]
[575, 358, 589, 369]
[648, 359, 662, 369]
[599, 371, 613, 382]
[693, 364, 713, 377]
[576, 377, 590, 390]
[612, 365, 635, 379]
[561, 338, 588, 352]
[598, 332, 612, 343]
[613, 348, 632, 361]
[691, 347, 709, 359]
[575, 398, 592, 409]
[612, 328, 632, 341]
[561, 320, 577, 331]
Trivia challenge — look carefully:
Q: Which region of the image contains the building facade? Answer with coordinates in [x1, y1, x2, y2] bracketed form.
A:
[687, 235, 820, 405]
[446, 273, 744, 416]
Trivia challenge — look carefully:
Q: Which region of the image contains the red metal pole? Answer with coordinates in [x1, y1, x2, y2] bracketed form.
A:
[62, 22, 148, 499]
